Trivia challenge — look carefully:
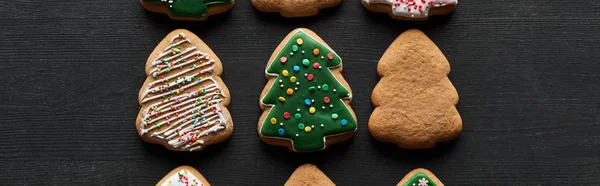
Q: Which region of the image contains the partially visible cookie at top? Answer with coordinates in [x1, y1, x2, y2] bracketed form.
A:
[137, 29, 233, 152]
[397, 168, 444, 186]
[140, 0, 235, 21]
[369, 29, 461, 149]
[361, 0, 457, 21]
[251, 0, 342, 17]
[156, 166, 210, 186]
[285, 164, 336, 186]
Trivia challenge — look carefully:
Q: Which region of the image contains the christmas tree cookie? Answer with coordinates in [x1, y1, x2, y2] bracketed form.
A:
[370, 29, 461, 149]
[137, 29, 233, 152]
[361, 0, 457, 21]
[251, 0, 341, 17]
[156, 166, 210, 186]
[258, 28, 357, 152]
[285, 164, 336, 186]
[397, 168, 444, 186]
[140, 0, 234, 21]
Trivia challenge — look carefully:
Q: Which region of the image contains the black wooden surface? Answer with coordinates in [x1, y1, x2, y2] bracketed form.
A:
[1, 0, 599, 185]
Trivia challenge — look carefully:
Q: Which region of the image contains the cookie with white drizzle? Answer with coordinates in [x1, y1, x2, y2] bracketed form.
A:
[361, 0, 457, 20]
[156, 166, 210, 186]
[137, 29, 233, 152]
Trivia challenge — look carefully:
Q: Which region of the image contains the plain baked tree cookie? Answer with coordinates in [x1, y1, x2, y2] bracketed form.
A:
[258, 28, 357, 152]
[361, 0, 457, 21]
[137, 29, 233, 152]
[251, 0, 342, 17]
[156, 166, 211, 186]
[397, 168, 444, 186]
[140, 0, 235, 21]
[369, 29, 462, 149]
[285, 164, 336, 186]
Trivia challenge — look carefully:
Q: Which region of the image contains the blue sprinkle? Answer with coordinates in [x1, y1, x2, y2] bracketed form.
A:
[202, 118, 207, 122]
[341, 119, 348, 126]
[304, 99, 311, 105]
[278, 128, 285, 136]
[293, 65, 300, 72]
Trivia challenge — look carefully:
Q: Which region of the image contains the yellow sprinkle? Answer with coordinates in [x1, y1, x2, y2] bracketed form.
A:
[309, 107, 316, 114]
[279, 97, 286, 102]
[290, 76, 297, 83]
[304, 126, 312, 133]
[270, 118, 277, 124]
[282, 70, 289, 77]
[296, 38, 303, 45]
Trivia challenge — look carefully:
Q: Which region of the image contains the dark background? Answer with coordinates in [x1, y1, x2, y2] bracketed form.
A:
[1, 0, 599, 185]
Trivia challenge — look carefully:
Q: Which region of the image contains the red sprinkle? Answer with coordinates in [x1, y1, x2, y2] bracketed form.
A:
[307, 74, 314, 81]
[280, 57, 287, 64]
[324, 97, 330, 103]
[283, 112, 290, 119]
[313, 62, 320, 69]
[327, 53, 334, 60]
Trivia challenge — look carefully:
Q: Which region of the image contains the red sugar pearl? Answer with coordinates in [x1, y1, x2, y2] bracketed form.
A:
[307, 74, 314, 81]
[324, 97, 330, 103]
[327, 53, 334, 60]
[313, 62, 320, 69]
[280, 57, 287, 64]
[283, 112, 291, 119]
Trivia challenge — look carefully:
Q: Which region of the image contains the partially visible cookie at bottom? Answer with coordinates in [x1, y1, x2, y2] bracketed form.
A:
[285, 164, 335, 186]
[361, 0, 457, 21]
[156, 166, 211, 186]
[251, 0, 341, 17]
[397, 168, 444, 186]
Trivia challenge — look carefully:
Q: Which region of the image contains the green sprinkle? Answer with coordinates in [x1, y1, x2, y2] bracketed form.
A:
[331, 113, 338, 120]
[322, 84, 329, 91]
[295, 113, 302, 120]
[309, 86, 316, 92]
[298, 123, 305, 130]
[292, 45, 299, 52]
[302, 59, 310, 66]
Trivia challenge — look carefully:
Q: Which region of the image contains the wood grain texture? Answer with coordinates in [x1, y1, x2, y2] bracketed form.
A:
[0, 0, 599, 185]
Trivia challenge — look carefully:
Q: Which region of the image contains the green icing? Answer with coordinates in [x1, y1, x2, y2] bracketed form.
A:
[402, 172, 438, 186]
[260, 30, 357, 152]
[143, 0, 234, 18]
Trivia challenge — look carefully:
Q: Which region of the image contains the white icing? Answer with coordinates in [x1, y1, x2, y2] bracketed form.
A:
[161, 169, 204, 186]
[140, 33, 227, 152]
[363, 0, 457, 18]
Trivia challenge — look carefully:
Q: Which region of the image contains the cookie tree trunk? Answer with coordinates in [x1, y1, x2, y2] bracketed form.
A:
[260, 30, 356, 152]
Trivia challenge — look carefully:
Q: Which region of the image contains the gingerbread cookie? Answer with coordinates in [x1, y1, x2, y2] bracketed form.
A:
[285, 164, 335, 186]
[258, 28, 357, 152]
[156, 166, 210, 186]
[397, 168, 444, 186]
[137, 29, 233, 152]
[251, 0, 341, 17]
[361, 0, 457, 20]
[140, 0, 234, 21]
[369, 29, 461, 149]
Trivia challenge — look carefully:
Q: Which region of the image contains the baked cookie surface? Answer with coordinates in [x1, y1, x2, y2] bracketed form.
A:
[397, 168, 444, 186]
[137, 29, 233, 152]
[361, 0, 457, 20]
[369, 29, 461, 149]
[156, 166, 211, 186]
[258, 28, 357, 152]
[251, 0, 341, 17]
[141, 0, 234, 21]
[285, 164, 336, 186]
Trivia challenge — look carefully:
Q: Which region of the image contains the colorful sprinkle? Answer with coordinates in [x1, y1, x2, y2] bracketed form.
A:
[312, 62, 320, 69]
[284, 112, 291, 119]
[302, 59, 310, 66]
[293, 65, 300, 72]
[279, 97, 286, 102]
[309, 107, 316, 114]
[282, 70, 289, 77]
[309, 86, 316, 92]
[304, 126, 312, 133]
[295, 113, 302, 120]
[327, 53, 334, 60]
[307, 74, 314, 81]
[313, 48, 320, 56]
[278, 128, 285, 135]
[286, 88, 294, 95]
[290, 76, 297, 83]
[322, 84, 329, 91]
[323, 97, 330, 103]
[280, 57, 287, 64]
[296, 38, 303, 45]
[298, 123, 305, 130]
[292, 45, 299, 52]
[270, 118, 277, 124]
[341, 119, 348, 126]
[331, 113, 339, 120]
